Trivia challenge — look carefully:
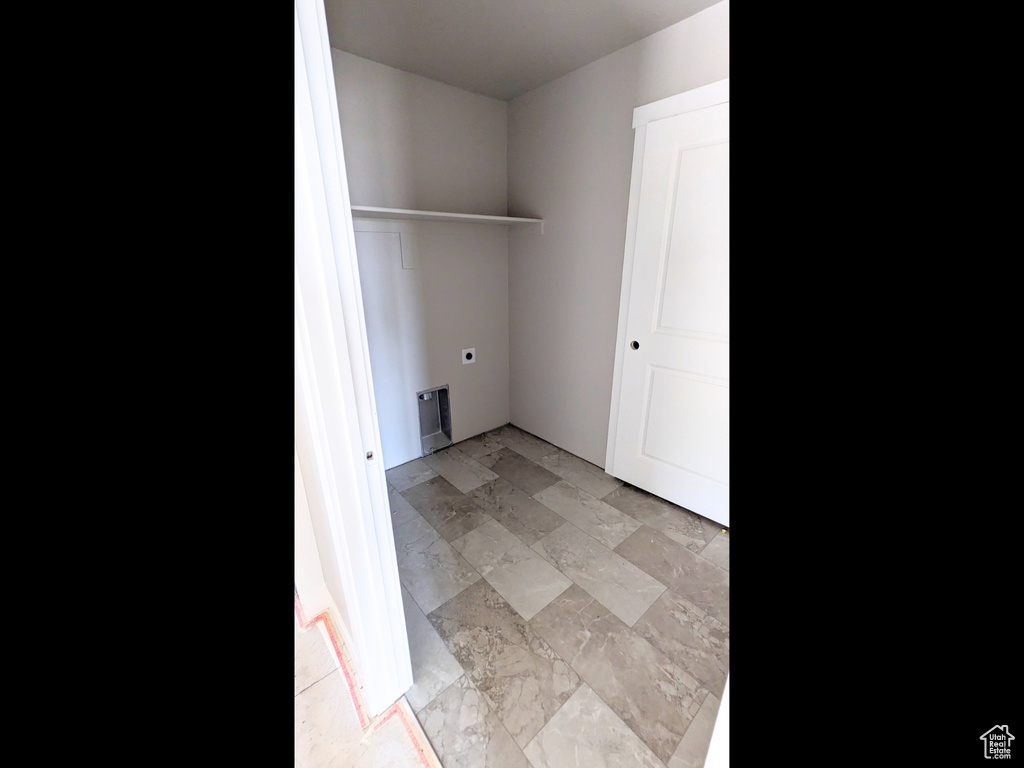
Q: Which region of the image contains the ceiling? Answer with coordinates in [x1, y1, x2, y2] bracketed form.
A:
[323, 0, 723, 102]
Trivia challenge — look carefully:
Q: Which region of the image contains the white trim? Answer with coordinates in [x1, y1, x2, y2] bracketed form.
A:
[304, 5, 413, 680]
[294, 0, 412, 717]
[295, 446, 331, 617]
[607, 81, 730, 479]
[351, 205, 543, 228]
[632, 78, 729, 128]
[604, 123, 647, 475]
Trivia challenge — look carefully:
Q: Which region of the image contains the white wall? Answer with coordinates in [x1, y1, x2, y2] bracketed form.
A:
[353, 221, 510, 468]
[332, 49, 508, 215]
[507, 1, 730, 467]
[332, 51, 512, 469]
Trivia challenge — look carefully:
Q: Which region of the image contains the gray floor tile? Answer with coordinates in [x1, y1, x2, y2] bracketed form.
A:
[450, 515, 522, 566]
[531, 523, 665, 627]
[614, 527, 729, 625]
[421, 446, 499, 493]
[427, 579, 581, 749]
[490, 425, 560, 462]
[385, 458, 438, 491]
[416, 675, 530, 768]
[401, 586, 465, 713]
[602, 485, 720, 555]
[529, 584, 705, 764]
[388, 485, 421, 529]
[381, 440, 732, 768]
[533, 480, 642, 549]
[452, 518, 573, 621]
[633, 590, 729, 698]
[699, 530, 729, 571]
[538, 449, 623, 499]
[393, 515, 481, 614]
[401, 475, 492, 542]
[454, 432, 504, 459]
[523, 683, 666, 768]
[477, 446, 562, 496]
[667, 692, 721, 768]
[393, 512, 439, 551]
[469, 477, 565, 546]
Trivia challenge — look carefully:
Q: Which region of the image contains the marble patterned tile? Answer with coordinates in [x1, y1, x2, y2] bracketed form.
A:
[392, 511, 439, 551]
[416, 675, 530, 768]
[533, 480, 642, 549]
[476, 447, 561, 496]
[388, 485, 421, 529]
[667, 692, 721, 768]
[490, 425, 559, 462]
[452, 518, 573, 621]
[295, 618, 337, 696]
[385, 458, 438, 492]
[400, 475, 492, 542]
[522, 683, 665, 768]
[602, 485, 720, 555]
[529, 584, 706, 764]
[538, 449, 623, 499]
[450, 516, 523, 566]
[699, 530, 729, 571]
[421, 446, 499, 493]
[393, 514, 481, 614]
[454, 432, 504, 459]
[530, 523, 665, 627]
[468, 478, 565, 546]
[401, 586, 465, 713]
[427, 579, 581, 748]
[633, 590, 729, 698]
[614, 527, 729, 625]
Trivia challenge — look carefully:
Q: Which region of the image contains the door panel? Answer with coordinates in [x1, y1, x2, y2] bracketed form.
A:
[613, 101, 729, 526]
[642, 366, 729, 483]
[655, 141, 729, 337]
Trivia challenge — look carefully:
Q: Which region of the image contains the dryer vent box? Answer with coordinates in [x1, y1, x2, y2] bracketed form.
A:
[418, 385, 452, 455]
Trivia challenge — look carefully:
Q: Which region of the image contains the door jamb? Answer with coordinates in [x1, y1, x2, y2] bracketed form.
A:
[294, 0, 412, 716]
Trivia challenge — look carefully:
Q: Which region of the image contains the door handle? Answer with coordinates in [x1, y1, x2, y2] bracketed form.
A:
[630, 341, 640, 350]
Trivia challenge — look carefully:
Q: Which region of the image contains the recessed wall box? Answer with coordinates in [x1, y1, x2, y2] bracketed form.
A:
[418, 385, 452, 455]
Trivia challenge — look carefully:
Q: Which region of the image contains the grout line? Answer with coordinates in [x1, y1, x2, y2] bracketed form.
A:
[398, 438, 724, 767]
[465, 674, 533, 765]
[518, 676, 586, 760]
[293, 664, 338, 697]
[696, 526, 720, 554]
[294, 615, 339, 695]
[413, 672, 466, 719]
[527, 592, 683, 768]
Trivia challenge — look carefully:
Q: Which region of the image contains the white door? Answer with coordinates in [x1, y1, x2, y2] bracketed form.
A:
[608, 90, 729, 526]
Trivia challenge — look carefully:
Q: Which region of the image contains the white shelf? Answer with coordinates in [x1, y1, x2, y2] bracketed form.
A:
[350, 205, 543, 228]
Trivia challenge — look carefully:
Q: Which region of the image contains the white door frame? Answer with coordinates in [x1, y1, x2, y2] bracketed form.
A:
[294, 0, 412, 716]
[605, 78, 730, 476]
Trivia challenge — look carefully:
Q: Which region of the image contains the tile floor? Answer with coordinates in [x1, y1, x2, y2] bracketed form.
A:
[387, 424, 729, 768]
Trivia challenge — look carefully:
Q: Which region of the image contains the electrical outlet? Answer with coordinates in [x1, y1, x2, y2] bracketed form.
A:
[462, 348, 476, 364]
